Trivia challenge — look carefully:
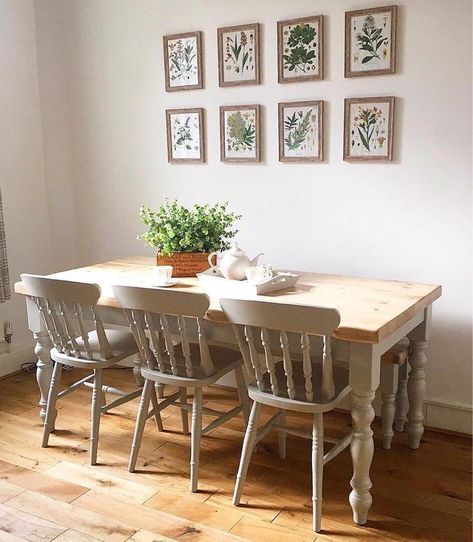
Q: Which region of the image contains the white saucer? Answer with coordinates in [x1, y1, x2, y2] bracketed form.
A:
[155, 279, 179, 288]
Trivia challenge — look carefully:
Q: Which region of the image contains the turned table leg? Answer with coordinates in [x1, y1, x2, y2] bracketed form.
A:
[380, 363, 398, 449]
[132, 353, 145, 387]
[348, 343, 380, 526]
[406, 308, 431, 450]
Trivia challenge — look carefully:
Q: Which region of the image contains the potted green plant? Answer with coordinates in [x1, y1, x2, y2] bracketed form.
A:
[139, 199, 241, 277]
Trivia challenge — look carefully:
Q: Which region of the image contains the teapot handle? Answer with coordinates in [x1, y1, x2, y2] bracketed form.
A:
[207, 252, 219, 272]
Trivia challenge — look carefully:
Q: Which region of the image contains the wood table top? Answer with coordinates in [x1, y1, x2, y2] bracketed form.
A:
[14, 256, 441, 344]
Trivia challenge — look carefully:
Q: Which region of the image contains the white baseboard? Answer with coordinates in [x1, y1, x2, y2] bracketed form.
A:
[0, 343, 35, 378]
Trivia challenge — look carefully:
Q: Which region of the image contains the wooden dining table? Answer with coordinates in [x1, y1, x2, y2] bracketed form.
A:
[14, 256, 442, 526]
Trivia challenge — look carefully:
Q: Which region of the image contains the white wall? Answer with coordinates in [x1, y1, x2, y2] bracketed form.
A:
[0, 0, 55, 372]
[31, 0, 473, 431]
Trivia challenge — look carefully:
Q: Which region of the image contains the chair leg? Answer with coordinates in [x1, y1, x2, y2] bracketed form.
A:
[395, 362, 409, 432]
[233, 401, 262, 506]
[89, 369, 103, 465]
[42, 362, 63, 448]
[380, 363, 399, 450]
[150, 383, 164, 432]
[234, 366, 250, 425]
[312, 413, 324, 533]
[278, 410, 287, 460]
[179, 387, 189, 435]
[157, 384, 165, 398]
[128, 378, 154, 472]
[190, 387, 203, 493]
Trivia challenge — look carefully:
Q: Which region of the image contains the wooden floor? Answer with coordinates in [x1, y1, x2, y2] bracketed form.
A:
[0, 368, 470, 542]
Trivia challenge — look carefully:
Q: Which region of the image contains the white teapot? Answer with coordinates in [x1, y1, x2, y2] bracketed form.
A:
[208, 244, 263, 280]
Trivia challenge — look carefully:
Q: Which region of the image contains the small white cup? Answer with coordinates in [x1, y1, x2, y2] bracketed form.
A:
[154, 266, 173, 285]
[245, 265, 273, 285]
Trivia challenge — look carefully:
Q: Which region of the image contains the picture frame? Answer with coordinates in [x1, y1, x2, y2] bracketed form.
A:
[278, 100, 324, 162]
[163, 31, 203, 92]
[220, 104, 261, 163]
[343, 96, 395, 161]
[277, 15, 324, 83]
[345, 5, 397, 78]
[166, 108, 205, 164]
[217, 23, 260, 87]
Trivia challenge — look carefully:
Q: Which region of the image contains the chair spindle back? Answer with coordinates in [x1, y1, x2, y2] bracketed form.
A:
[21, 274, 113, 360]
[221, 299, 341, 402]
[112, 285, 213, 377]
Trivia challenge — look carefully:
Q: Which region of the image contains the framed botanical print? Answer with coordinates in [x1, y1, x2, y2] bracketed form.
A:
[220, 105, 261, 163]
[277, 16, 324, 83]
[217, 23, 260, 87]
[166, 108, 205, 163]
[278, 101, 323, 162]
[343, 97, 395, 161]
[163, 31, 203, 91]
[345, 5, 397, 77]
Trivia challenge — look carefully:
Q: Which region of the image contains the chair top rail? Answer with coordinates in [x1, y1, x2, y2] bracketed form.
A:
[21, 274, 101, 307]
[220, 298, 340, 336]
[112, 284, 210, 318]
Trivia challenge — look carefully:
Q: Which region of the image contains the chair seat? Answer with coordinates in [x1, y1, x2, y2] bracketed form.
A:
[249, 359, 351, 413]
[51, 329, 138, 367]
[141, 342, 243, 386]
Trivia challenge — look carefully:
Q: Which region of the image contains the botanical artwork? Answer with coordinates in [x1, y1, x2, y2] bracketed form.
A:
[220, 105, 260, 162]
[344, 97, 394, 161]
[218, 24, 260, 86]
[166, 108, 205, 163]
[345, 6, 396, 77]
[278, 16, 323, 82]
[279, 101, 323, 162]
[164, 32, 202, 91]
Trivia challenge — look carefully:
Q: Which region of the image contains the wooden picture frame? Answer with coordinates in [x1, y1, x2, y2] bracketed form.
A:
[163, 31, 203, 92]
[220, 104, 261, 163]
[343, 96, 395, 161]
[345, 5, 397, 78]
[166, 108, 205, 164]
[277, 15, 324, 83]
[278, 100, 323, 162]
[217, 23, 260, 87]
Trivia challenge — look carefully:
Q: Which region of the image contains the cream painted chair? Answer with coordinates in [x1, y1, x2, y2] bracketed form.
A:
[112, 284, 250, 493]
[221, 298, 352, 533]
[21, 274, 143, 465]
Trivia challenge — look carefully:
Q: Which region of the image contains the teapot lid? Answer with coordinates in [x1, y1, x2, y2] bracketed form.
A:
[228, 243, 245, 255]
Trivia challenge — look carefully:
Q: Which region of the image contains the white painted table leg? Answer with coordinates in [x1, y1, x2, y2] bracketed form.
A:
[380, 363, 399, 449]
[348, 343, 380, 526]
[406, 308, 431, 450]
[406, 338, 427, 449]
[394, 362, 409, 432]
[33, 330, 53, 424]
[350, 390, 375, 524]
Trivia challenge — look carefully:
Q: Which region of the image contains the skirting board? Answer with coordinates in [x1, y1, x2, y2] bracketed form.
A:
[0, 343, 35, 378]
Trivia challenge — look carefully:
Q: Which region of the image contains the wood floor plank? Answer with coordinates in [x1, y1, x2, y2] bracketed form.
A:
[5, 491, 136, 542]
[0, 460, 88, 502]
[145, 488, 244, 531]
[45, 462, 157, 504]
[0, 502, 65, 542]
[74, 491, 245, 542]
[229, 515, 317, 542]
[0, 480, 23, 503]
[52, 529, 103, 542]
[126, 529, 176, 542]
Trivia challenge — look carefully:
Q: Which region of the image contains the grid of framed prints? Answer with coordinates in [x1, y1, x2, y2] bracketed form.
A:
[163, 5, 398, 164]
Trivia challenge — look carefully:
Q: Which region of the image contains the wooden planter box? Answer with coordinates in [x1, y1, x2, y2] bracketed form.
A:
[156, 252, 215, 277]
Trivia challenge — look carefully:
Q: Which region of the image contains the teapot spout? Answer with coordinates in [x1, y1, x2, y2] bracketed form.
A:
[250, 252, 264, 266]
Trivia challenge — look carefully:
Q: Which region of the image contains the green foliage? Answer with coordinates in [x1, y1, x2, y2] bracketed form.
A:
[355, 15, 387, 64]
[227, 112, 255, 150]
[283, 24, 317, 73]
[284, 109, 313, 151]
[139, 199, 241, 256]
